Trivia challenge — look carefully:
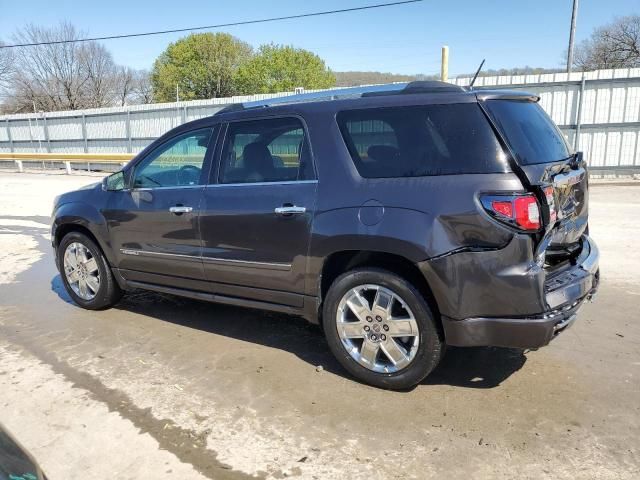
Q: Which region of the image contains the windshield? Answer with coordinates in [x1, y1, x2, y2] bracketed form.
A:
[485, 100, 571, 165]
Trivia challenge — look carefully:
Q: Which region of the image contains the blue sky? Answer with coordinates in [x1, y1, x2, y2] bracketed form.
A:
[1, 0, 638, 76]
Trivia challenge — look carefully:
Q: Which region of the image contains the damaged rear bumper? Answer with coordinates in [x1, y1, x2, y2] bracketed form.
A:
[441, 235, 599, 349]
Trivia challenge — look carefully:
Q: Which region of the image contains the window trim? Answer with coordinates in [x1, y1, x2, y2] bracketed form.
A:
[129, 126, 218, 191]
[204, 179, 318, 189]
[210, 114, 316, 186]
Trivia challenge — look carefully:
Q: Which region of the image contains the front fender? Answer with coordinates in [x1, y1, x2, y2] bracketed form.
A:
[52, 202, 114, 266]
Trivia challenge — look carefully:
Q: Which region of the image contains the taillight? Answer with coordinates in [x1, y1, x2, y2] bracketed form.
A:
[491, 200, 513, 218]
[543, 186, 557, 223]
[514, 196, 540, 230]
[481, 193, 541, 231]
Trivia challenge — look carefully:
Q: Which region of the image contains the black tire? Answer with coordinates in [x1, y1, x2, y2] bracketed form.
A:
[323, 268, 443, 390]
[57, 231, 123, 310]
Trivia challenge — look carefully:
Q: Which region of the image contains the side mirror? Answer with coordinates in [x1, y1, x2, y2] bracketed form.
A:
[103, 171, 126, 191]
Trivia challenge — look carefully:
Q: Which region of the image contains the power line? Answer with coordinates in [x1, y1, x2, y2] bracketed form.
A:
[0, 0, 423, 49]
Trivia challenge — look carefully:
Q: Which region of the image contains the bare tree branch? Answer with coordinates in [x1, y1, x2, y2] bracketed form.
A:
[574, 15, 640, 70]
[0, 41, 14, 90]
[132, 69, 154, 104]
[80, 41, 119, 108]
[2, 22, 139, 112]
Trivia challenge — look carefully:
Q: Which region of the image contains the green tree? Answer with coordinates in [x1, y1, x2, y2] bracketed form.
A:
[151, 33, 252, 102]
[235, 44, 335, 94]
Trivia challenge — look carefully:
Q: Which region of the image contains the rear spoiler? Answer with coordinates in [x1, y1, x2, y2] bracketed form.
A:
[475, 90, 540, 102]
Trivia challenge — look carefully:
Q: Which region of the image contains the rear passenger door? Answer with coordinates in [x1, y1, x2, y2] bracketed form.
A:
[199, 116, 317, 307]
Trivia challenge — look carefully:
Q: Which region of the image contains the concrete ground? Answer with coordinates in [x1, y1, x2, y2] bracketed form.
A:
[0, 171, 638, 480]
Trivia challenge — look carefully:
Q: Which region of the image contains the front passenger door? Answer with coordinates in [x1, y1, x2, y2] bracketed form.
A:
[105, 127, 216, 289]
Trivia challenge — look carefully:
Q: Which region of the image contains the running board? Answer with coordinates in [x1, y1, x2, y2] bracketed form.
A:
[125, 280, 303, 317]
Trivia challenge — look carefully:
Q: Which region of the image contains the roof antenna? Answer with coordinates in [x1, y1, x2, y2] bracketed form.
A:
[469, 59, 486, 89]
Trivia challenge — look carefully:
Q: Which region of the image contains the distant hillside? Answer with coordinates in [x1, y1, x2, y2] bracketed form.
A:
[333, 71, 438, 87]
[463, 67, 564, 78]
[333, 67, 563, 87]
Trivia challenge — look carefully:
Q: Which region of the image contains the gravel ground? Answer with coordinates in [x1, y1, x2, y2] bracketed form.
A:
[0, 171, 638, 480]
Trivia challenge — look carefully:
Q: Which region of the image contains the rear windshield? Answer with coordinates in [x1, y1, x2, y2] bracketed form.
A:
[336, 104, 508, 178]
[484, 100, 571, 165]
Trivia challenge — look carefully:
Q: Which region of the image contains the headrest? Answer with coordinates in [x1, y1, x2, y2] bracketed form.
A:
[242, 143, 275, 175]
[367, 145, 399, 162]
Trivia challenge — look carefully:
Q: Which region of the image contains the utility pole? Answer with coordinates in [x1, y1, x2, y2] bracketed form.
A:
[566, 0, 579, 74]
[441, 45, 449, 82]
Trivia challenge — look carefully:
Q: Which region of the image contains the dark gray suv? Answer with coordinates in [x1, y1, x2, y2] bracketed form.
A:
[51, 82, 600, 389]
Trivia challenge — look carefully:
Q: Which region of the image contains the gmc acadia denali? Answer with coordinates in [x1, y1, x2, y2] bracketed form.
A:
[52, 81, 600, 389]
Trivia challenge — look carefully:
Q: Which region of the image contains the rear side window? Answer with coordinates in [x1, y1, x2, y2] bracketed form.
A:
[337, 104, 508, 178]
[219, 117, 313, 184]
[484, 100, 571, 165]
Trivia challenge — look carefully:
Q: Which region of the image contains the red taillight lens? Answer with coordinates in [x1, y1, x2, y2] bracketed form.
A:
[491, 200, 513, 218]
[482, 193, 541, 232]
[514, 195, 540, 230]
[544, 186, 557, 222]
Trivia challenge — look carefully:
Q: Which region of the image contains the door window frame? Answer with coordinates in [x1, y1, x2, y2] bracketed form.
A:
[127, 125, 220, 191]
[209, 114, 317, 186]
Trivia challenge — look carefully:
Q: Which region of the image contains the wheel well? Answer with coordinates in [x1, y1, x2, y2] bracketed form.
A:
[55, 223, 103, 257]
[56, 223, 90, 245]
[320, 250, 441, 322]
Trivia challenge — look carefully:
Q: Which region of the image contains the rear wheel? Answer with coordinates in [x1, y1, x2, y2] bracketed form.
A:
[323, 268, 442, 389]
[57, 231, 122, 310]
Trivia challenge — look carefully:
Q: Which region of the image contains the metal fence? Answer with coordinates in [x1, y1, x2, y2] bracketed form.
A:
[1, 68, 640, 168]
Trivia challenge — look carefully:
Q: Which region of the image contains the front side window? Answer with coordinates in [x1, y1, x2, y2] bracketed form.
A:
[337, 104, 508, 178]
[219, 117, 313, 184]
[133, 128, 213, 188]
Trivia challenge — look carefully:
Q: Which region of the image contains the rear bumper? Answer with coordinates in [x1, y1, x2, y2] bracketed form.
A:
[442, 235, 599, 349]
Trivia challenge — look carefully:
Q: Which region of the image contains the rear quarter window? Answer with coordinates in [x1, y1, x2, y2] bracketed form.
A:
[336, 103, 509, 178]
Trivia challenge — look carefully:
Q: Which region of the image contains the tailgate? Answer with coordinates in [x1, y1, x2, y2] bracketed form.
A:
[482, 98, 589, 262]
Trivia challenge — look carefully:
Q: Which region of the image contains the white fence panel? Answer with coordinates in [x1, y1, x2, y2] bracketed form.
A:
[2, 68, 640, 167]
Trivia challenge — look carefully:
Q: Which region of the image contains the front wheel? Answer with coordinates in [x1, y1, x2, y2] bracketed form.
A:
[323, 268, 443, 390]
[57, 231, 122, 310]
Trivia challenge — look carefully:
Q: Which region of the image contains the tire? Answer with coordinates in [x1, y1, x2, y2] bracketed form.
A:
[57, 231, 123, 310]
[323, 268, 443, 390]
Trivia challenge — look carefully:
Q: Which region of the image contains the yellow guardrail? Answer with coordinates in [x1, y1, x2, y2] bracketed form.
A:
[0, 152, 134, 173]
[0, 152, 134, 162]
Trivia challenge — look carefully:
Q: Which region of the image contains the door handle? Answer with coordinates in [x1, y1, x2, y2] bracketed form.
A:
[274, 205, 306, 216]
[169, 205, 193, 215]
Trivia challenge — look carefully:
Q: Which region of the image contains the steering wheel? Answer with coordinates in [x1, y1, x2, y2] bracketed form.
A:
[178, 164, 201, 185]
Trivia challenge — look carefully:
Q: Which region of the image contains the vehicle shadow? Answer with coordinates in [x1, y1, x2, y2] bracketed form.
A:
[51, 276, 527, 390]
[425, 346, 526, 389]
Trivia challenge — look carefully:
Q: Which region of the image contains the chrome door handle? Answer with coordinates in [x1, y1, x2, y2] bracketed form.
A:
[274, 205, 306, 216]
[169, 205, 193, 214]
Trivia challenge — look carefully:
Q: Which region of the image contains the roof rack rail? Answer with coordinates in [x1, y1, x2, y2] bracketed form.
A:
[366, 80, 464, 96]
[215, 81, 465, 114]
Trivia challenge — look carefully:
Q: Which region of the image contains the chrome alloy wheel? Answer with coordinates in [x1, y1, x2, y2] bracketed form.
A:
[336, 284, 420, 373]
[63, 242, 100, 300]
